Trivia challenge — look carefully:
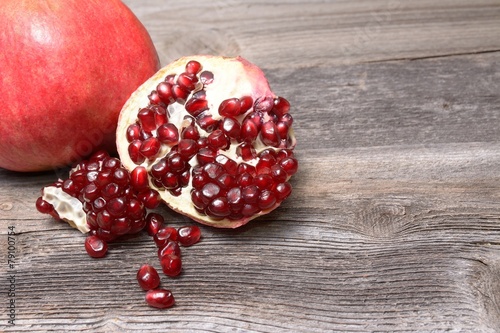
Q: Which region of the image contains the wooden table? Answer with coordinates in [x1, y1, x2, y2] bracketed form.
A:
[2, 0, 500, 332]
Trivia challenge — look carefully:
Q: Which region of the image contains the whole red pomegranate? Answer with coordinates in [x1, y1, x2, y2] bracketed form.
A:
[0, 0, 160, 172]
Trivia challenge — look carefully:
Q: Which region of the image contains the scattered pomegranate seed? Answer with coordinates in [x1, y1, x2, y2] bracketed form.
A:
[154, 227, 179, 247]
[160, 254, 182, 277]
[177, 225, 201, 247]
[84, 235, 108, 258]
[137, 264, 161, 291]
[145, 289, 175, 309]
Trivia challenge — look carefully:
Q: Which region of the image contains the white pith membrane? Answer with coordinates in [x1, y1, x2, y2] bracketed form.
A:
[116, 55, 297, 228]
[42, 185, 89, 233]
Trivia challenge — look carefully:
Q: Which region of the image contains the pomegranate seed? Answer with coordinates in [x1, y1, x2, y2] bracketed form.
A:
[241, 203, 260, 217]
[140, 137, 161, 159]
[203, 163, 224, 179]
[274, 182, 292, 201]
[239, 96, 254, 114]
[165, 74, 176, 84]
[236, 142, 256, 161]
[271, 165, 288, 183]
[153, 105, 168, 127]
[148, 90, 162, 105]
[154, 227, 179, 247]
[279, 113, 294, 127]
[196, 113, 220, 132]
[138, 108, 157, 132]
[128, 140, 145, 164]
[127, 198, 145, 220]
[240, 118, 259, 143]
[276, 122, 289, 139]
[157, 123, 179, 145]
[137, 264, 161, 291]
[156, 82, 175, 104]
[216, 154, 239, 175]
[237, 172, 254, 187]
[200, 71, 214, 85]
[177, 72, 198, 91]
[110, 217, 131, 235]
[130, 166, 149, 191]
[253, 174, 273, 190]
[185, 60, 202, 74]
[137, 189, 161, 209]
[145, 289, 175, 309]
[220, 117, 241, 139]
[196, 148, 217, 166]
[160, 254, 182, 276]
[207, 197, 231, 217]
[84, 235, 108, 258]
[219, 98, 241, 117]
[181, 124, 200, 140]
[129, 218, 148, 234]
[242, 185, 259, 204]
[280, 157, 299, 176]
[272, 97, 290, 117]
[207, 130, 229, 150]
[126, 123, 141, 142]
[158, 240, 181, 258]
[107, 197, 127, 216]
[258, 190, 277, 210]
[177, 139, 198, 160]
[260, 121, 281, 147]
[173, 84, 189, 103]
[177, 225, 201, 247]
[254, 96, 274, 113]
[227, 187, 243, 211]
[35, 197, 54, 214]
[185, 97, 208, 117]
[145, 212, 164, 236]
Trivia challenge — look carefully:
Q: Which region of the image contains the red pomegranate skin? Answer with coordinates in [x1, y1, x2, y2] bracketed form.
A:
[0, 0, 160, 172]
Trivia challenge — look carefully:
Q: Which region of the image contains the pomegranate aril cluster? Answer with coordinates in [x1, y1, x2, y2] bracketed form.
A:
[36, 150, 161, 257]
[126, 59, 298, 220]
[138, 213, 202, 309]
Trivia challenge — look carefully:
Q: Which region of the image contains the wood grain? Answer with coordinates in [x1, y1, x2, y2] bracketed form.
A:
[1, 0, 500, 332]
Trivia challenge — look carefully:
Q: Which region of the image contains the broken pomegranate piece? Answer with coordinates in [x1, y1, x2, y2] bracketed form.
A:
[35, 150, 160, 245]
[116, 55, 298, 228]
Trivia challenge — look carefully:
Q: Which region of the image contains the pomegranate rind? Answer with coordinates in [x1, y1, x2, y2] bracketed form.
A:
[117, 55, 296, 228]
[41, 186, 90, 233]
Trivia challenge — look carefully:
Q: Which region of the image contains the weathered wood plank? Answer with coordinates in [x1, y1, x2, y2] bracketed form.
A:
[2, 1, 500, 332]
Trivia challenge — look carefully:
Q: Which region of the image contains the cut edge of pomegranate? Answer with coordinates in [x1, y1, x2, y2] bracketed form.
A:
[41, 186, 90, 233]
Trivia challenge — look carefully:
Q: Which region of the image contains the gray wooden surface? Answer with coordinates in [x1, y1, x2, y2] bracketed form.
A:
[1, 0, 500, 332]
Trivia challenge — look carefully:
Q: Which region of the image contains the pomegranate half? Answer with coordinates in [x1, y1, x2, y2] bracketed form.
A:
[0, 0, 160, 172]
[116, 55, 298, 228]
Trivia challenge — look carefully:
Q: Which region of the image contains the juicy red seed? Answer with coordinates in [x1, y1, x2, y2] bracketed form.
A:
[129, 218, 147, 234]
[93, 197, 107, 212]
[254, 96, 274, 113]
[177, 225, 201, 247]
[215, 155, 238, 175]
[201, 183, 221, 203]
[219, 98, 241, 117]
[137, 264, 161, 291]
[191, 190, 206, 210]
[276, 148, 294, 161]
[126, 123, 141, 142]
[153, 105, 168, 127]
[208, 197, 231, 217]
[237, 173, 253, 187]
[95, 170, 112, 187]
[258, 190, 277, 210]
[102, 183, 121, 199]
[154, 227, 179, 248]
[157, 123, 179, 145]
[192, 173, 208, 190]
[200, 71, 214, 85]
[242, 185, 260, 204]
[276, 122, 289, 139]
[237, 163, 256, 177]
[62, 179, 78, 196]
[165, 74, 176, 84]
[138, 108, 157, 132]
[140, 137, 161, 159]
[220, 117, 241, 139]
[253, 174, 274, 190]
[186, 60, 202, 74]
[177, 139, 198, 160]
[148, 90, 162, 105]
[197, 148, 217, 166]
[197, 137, 208, 148]
[156, 82, 175, 104]
[260, 121, 281, 147]
[279, 113, 294, 127]
[138, 189, 161, 209]
[162, 172, 180, 189]
[94, 228, 117, 242]
[36, 197, 54, 214]
[84, 235, 108, 258]
[208, 130, 229, 150]
[240, 96, 254, 114]
[217, 173, 235, 189]
[130, 166, 149, 191]
[271, 165, 288, 183]
[127, 198, 144, 220]
[272, 97, 290, 117]
[177, 72, 198, 91]
[256, 153, 277, 170]
[240, 118, 259, 143]
[86, 212, 98, 229]
[103, 157, 121, 170]
[203, 163, 224, 179]
[97, 210, 113, 230]
[167, 152, 186, 172]
[173, 84, 189, 103]
[227, 187, 243, 209]
[145, 212, 164, 236]
[241, 203, 260, 217]
[151, 159, 168, 179]
[280, 157, 299, 176]
[185, 98, 208, 117]
[274, 182, 292, 201]
[160, 254, 182, 276]
[180, 170, 190, 187]
[107, 197, 127, 216]
[197, 113, 220, 132]
[181, 124, 200, 140]
[236, 142, 256, 161]
[129, 140, 146, 164]
[158, 240, 181, 258]
[145, 289, 175, 309]
[110, 217, 131, 235]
